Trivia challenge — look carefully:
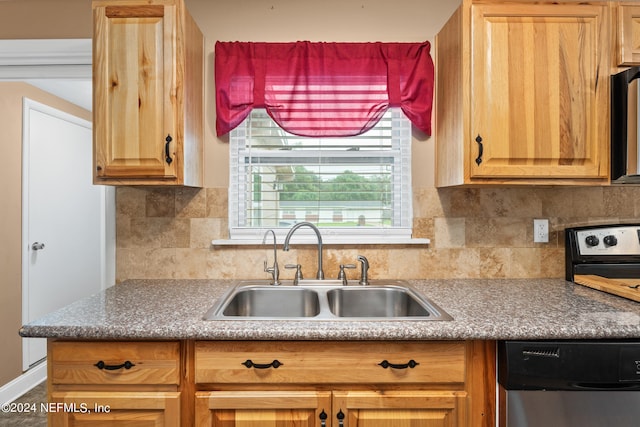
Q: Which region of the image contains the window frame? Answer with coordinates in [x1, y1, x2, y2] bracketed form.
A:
[224, 108, 427, 245]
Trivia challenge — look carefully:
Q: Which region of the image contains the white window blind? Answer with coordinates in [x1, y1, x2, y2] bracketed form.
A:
[228, 108, 413, 243]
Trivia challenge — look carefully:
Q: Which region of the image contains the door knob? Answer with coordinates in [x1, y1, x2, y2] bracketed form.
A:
[31, 242, 45, 250]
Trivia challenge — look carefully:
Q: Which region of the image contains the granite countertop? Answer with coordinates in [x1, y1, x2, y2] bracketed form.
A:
[19, 278, 640, 341]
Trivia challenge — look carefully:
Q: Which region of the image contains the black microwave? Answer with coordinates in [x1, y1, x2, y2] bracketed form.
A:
[611, 66, 640, 183]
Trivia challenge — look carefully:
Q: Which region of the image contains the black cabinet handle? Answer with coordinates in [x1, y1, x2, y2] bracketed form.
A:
[165, 134, 173, 165]
[94, 360, 135, 371]
[319, 409, 328, 427]
[337, 409, 345, 427]
[378, 359, 419, 369]
[475, 134, 483, 166]
[241, 359, 283, 369]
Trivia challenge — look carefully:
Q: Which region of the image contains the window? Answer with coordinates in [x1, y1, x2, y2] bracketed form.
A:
[229, 108, 413, 243]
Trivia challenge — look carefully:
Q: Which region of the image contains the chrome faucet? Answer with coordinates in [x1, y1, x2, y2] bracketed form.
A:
[262, 230, 281, 285]
[283, 222, 324, 280]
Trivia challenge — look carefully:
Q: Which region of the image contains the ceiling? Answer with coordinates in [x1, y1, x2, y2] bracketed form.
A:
[0, 39, 92, 111]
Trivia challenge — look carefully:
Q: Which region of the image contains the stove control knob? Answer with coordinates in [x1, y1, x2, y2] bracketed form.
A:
[585, 235, 599, 247]
[603, 235, 618, 247]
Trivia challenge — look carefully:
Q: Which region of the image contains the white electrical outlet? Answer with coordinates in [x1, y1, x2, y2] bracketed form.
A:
[534, 219, 549, 243]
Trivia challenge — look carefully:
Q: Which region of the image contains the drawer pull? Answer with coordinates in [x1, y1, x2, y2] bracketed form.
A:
[337, 409, 345, 427]
[378, 359, 419, 369]
[241, 359, 283, 369]
[94, 360, 135, 371]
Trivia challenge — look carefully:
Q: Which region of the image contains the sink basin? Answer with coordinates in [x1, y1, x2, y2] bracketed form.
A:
[217, 286, 320, 318]
[204, 280, 452, 321]
[327, 286, 437, 318]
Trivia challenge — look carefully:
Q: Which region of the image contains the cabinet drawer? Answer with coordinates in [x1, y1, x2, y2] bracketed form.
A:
[50, 341, 180, 386]
[195, 341, 465, 385]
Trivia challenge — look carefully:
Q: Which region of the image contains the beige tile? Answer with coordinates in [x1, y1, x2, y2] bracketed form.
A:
[176, 187, 206, 218]
[466, 217, 528, 247]
[116, 186, 147, 217]
[603, 186, 637, 218]
[413, 187, 445, 218]
[542, 187, 605, 218]
[413, 217, 434, 239]
[479, 188, 542, 218]
[174, 248, 209, 279]
[116, 248, 176, 280]
[142, 248, 178, 279]
[434, 217, 465, 248]
[479, 248, 510, 278]
[146, 188, 176, 217]
[190, 218, 226, 249]
[385, 247, 426, 279]
[206, 188, 228, 218]
[115, 216, 132, 248]
[508, 248, 543, 278]
[206, 248, 264, 279]
[539, 247, 565, 278]
[127, 218, 190, 248]
[114, 183, 640, 281]
[417, 248, 480, 279]
[440, 188, 483, 217]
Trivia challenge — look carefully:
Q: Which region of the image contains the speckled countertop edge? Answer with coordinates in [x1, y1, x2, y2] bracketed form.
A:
[19, 278, 640, 341]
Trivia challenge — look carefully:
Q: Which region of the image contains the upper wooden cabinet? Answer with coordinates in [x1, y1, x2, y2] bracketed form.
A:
[92, 0, 203, 186]
[435, 0, 610, 186]
[617, 3, 640, 66]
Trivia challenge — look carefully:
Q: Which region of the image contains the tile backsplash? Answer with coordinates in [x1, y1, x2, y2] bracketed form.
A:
[115, 185, 640, 282]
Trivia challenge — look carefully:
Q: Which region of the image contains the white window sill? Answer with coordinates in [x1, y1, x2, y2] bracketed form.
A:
[211, 237, 430, 246]
[212, 227, 430, 247]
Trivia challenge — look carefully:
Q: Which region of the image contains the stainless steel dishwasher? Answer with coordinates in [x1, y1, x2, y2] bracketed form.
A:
[498, 340, 640, 426]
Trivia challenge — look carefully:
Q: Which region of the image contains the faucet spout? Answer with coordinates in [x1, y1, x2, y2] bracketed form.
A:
[357, 255, 369, 286]
[262, 229, 280, 285]
[283, 222, 324, 280]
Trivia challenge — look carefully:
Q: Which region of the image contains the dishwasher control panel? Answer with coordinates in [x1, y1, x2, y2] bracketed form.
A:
[498, 341, 640, 390]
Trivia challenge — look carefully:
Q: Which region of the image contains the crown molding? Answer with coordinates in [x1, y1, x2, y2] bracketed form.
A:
[0, 39, 91, 79]
[0, 39, 91, 65]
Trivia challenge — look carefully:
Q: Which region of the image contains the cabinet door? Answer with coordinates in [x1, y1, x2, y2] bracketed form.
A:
[195, 390, 332, 427]
[332, 390, 466, 427]
[50, 391, 180, 426]
[470, 3, 608, 180]
[93, 3, 178, 180]
[618, 4, 640, 65]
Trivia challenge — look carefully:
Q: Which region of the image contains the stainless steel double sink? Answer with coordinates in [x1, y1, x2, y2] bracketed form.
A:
[203, 280, 452, 321]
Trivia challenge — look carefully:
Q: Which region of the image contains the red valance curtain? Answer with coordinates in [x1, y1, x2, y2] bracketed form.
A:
[215, 41, 434, 137]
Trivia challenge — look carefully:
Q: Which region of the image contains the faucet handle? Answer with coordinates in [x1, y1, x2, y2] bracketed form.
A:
[285, 264, 304, 285]
[337, 264, 357, 286]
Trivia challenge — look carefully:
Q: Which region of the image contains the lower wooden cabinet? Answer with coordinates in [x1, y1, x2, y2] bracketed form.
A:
[48, 340, 183, 426]
[196, 390, 332, 426]
[46, 339, 495, 427]
[194, 340, 493, 427]
[49, 391, 181, 426]
[334, 390, 465, 427]
[195, 390, 464, 427]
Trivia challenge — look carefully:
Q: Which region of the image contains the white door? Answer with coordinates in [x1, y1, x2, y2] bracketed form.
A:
[21, 98, 114, 370]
